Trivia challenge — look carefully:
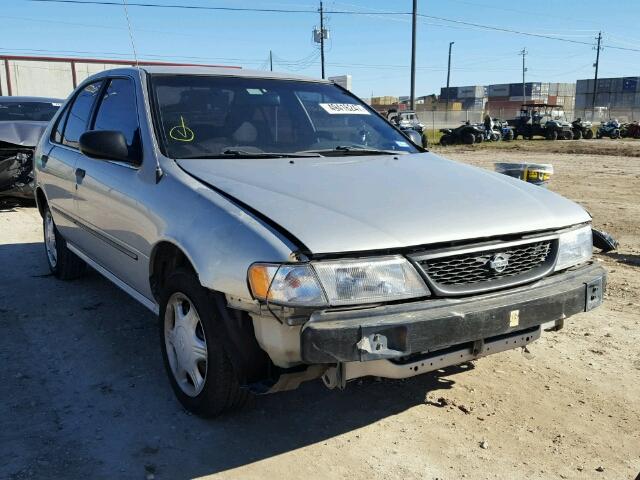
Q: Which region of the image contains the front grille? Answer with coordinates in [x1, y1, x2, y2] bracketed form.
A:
[413, 239, 556, 296]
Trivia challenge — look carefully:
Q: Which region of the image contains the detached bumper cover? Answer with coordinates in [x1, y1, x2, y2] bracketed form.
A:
[301, 263, 606, 363]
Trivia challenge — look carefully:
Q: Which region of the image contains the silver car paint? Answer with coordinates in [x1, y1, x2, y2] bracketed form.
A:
[177, 153, 590, 254]
[35, 66, 589, 310]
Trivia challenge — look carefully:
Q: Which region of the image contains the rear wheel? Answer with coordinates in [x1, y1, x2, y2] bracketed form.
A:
[462, 132, 475, 145]
[159, 269, 250, 417]
[439, 134, 452, 146]
[584, 129, 594, 139]
[563, 131, 574, 140]
[505, 130, 514, 141]
[612, 129, 621, 139]
[474, 134, 484, 143]
[573, 129, 583, 140]
[545, 130, 558, 141]
[43, 206, 86, 280]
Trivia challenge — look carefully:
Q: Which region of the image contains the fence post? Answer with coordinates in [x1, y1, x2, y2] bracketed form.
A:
[432, 109, 435, 144]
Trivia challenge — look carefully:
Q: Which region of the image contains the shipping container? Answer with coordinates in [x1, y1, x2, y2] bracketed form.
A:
[595, 92, 610, 106]
[457, 85, 486, 99]
[623, 77, 639, 92]
[488, 83, 510, 96]
[574, 94, 588, 109]
[597, 78, 612, 91]
[440, 86, 458, 100]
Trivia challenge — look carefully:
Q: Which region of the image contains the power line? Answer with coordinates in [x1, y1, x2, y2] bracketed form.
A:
[21, 0, 640, 52]
[26, 0, 406, 14]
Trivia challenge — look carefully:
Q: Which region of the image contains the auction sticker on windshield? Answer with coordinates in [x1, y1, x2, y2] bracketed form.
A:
[319, 103, 370, 115]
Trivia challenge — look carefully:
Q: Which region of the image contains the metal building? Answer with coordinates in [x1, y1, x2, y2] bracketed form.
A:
[0, 55, 238, 99]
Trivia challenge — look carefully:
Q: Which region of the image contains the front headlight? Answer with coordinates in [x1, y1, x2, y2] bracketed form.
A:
[554, 225, 593, 271]
[248, 255, 429, 307]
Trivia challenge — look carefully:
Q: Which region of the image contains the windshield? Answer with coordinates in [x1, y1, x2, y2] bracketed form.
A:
[0, 101, 60, 121]
[151, 75, 419, 158]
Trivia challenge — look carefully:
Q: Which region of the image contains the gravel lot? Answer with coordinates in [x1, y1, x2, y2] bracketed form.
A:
[1, 139, 639, 480]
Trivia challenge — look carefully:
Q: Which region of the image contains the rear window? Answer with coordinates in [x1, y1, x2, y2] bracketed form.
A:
[0, 101, 61, 122]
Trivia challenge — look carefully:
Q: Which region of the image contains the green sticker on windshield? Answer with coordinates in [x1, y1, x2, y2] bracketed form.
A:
[169, 116, 195, 142]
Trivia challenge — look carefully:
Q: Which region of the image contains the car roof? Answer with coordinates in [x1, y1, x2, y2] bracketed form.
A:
[0, 96, 64, 103]
[87, 65, 330, 84]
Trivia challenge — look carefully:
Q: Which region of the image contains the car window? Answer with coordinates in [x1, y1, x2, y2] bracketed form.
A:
[92, 78, 140, 158]
[151, 75, 418, 159]
[62, 82, 103, 149]
[0, 101, 60, 122]
[52, 104, 70, 144]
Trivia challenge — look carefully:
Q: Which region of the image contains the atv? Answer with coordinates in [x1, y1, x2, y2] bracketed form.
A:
[571, 118, 594, 140]
[492, 118, 514, 141]
[439, 121, 485, 146]
[508, 103, 573, 140]
[620, 121, 640, 139]
[596, 119, 621, 139]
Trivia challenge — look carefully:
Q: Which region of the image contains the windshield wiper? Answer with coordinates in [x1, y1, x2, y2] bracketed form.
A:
[300, 145, 406, 156]
[178, 149, 323, 159]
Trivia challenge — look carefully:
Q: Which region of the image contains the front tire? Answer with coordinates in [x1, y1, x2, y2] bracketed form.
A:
[43, 206, 86, 280]
[546, 130, 558, 141]
[159, 269, 250, 417]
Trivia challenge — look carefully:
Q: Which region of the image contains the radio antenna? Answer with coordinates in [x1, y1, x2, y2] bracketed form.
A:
[122, 0, 139, 67]
[121, 0, 164, 182]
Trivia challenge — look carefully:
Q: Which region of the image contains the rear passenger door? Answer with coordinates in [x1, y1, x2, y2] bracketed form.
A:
[73, 77, 153, 298]
[44, 81, 103, 244]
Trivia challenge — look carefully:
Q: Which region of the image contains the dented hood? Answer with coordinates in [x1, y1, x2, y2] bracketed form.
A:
[0, 121, 48, 147]
[177, 152, 590, 254]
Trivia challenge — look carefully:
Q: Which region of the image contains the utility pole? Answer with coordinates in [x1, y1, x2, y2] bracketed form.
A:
[410, 0, 417, 110]
[319, 1, 326, 79]
[520, 48, 527, 104]
[592, 31, 602, 109]
[445, 41, 454, 119]
[269, 50, 273, 71]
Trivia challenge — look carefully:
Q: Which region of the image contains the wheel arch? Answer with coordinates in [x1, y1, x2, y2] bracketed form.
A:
[34, 186, 48, 218]
[149, 240, 199, 302]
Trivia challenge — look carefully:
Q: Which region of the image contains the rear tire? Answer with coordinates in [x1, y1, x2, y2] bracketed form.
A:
[159, 269, 250, 417]
[439, 135, 452, 146]
[584, 129, 594, 139]
[505, 130, 514, 141]
[573, 129, 583, 140]
[563, 131, 573, 140]
[545, 130, 558, 141]
[43, 206, 86, 280]
[462, 132, 475, 145]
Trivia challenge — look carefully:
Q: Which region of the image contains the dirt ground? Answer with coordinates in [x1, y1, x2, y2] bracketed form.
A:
[1, 139, 639, 480]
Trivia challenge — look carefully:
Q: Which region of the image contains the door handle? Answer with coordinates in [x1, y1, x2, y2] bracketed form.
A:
[40, 154, 49, 167]
[75, 168, 86, 179]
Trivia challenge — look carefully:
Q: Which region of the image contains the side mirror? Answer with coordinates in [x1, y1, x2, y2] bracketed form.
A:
[403, 128, 423, 147]
[79, 130, 139, 164]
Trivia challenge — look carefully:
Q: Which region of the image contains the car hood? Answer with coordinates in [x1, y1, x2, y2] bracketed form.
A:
[177, 152, 590, 254]
[0, 121, 48, 147]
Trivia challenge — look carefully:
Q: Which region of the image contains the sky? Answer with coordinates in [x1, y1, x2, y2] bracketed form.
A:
[2, 0, 640, 98]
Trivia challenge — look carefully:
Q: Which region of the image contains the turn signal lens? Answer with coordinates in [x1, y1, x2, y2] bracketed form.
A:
[248, 263, 327, 307]
[248, 264, 279, 300]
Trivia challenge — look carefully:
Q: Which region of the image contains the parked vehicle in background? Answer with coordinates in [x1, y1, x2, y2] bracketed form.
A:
[596, 119, 621, 139]
[571, 118, 594, 140]
[491, 118, 514, 141]
[387, 109, 426, 146]
[0, 96, 62, 200]
[620, 121, 640, 139]
[34, 67, 605, 417]
[439, 121, 485, 145]
[509, 103, 573, 140]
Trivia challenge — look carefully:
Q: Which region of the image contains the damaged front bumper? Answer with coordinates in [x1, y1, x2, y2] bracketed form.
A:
[0, 148, 35, 199]
[301, 263, 606, 364]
